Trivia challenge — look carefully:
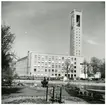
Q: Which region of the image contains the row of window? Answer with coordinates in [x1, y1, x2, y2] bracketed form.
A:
[36, 56, 65, 60]
[36, 61, 64, 64]
[72, 28, 81, 32]
[53, 74, 61, 76]
[76, 54, 80, 56]
[35, 56, 76, 61]
[34, 66, 76, 72]
[35, 65, 62, 68]
[34, 65, 76, 69]
[51, 74, 76, 77]
[33, 73, 76, 78]
[35, 61, 77, 65]
[65, 74, 76, 77]
[45, 69, 57, 72]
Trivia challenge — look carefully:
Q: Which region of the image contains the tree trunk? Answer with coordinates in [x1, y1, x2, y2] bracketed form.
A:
[67, 66, 68, 79]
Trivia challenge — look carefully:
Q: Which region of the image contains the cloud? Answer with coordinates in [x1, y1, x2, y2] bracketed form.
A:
[87, 40, 98, 45]
[83, 34, 98, 45]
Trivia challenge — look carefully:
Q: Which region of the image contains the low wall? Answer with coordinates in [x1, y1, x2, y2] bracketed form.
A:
[13, 80, 105, 87]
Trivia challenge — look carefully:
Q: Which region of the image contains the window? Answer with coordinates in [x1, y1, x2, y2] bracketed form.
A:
[42, 56, 44, 60]
[45, 69, 47, 72]
[49, 58, 51, 61]
[49, 69, 50, 72]
[58, 74, 61, 76]
[52, 69, 54, 72]
[76, 15, 80, 27]
[38, 57, 40, 60]
[55, 74, 57, 76]
[34, 69, 36, 72]
[71, 74, 73, 78]
[71, 70, 73, 73]
[52, 74, 54, 76]
[74, 66, 76, 68]
[62, 57, 64, 60]
[74, 58, 76, 60]
[74, 62, 76, 64]
[80, 63, 83, 65]
[74, 74, 76, 77]
[74, 70, 76, 73]
[62, 63, 64, 66]
[65, 74, 67, 76]
[52, 64, 54, 68]
[42, 62, 44, 65]
[55, 69, 57, 72]
[68, 74, 70, 78]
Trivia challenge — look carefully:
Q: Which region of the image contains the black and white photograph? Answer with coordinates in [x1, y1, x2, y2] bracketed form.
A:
[1, 1, 105, 104]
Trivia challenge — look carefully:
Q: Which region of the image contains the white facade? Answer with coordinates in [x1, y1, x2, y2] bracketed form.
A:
[27, 51, 84, 78]
[15, 52, 85, 78]
[70, 9, 82, 57]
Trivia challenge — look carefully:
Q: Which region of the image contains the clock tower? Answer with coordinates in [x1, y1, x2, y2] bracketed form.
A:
[70, 9, 82, 57]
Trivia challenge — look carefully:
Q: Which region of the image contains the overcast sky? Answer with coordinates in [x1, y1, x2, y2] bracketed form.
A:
[2, 1, 105, 61]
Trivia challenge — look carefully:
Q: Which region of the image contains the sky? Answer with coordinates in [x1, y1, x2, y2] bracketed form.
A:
[2, 1, 105, 61]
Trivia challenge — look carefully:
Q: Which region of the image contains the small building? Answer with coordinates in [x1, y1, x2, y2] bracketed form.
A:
[15, 56, 28, 76]
[94, 72, 101, 79]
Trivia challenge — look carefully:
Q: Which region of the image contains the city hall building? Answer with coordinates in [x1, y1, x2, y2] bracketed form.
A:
[16, 9, 86, 79]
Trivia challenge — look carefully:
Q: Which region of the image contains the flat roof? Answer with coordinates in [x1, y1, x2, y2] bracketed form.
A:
[28, 51, 84, 58]
[17, 56, 27, 62]
[70, 9, 82, 14]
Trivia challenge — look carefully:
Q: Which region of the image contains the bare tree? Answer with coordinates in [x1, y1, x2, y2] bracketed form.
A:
[83, 59, 88, 79]
[63, 59, 73, 79]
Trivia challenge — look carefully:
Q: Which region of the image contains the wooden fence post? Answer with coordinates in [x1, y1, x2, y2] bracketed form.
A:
[52, 86, 55, 103]
[46, 86, 48, 101]
[59, 87, 62, 103]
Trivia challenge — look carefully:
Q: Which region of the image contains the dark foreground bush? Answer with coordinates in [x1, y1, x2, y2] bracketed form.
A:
[2, 87, 22, 95]
[3, 98, 51, 104]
